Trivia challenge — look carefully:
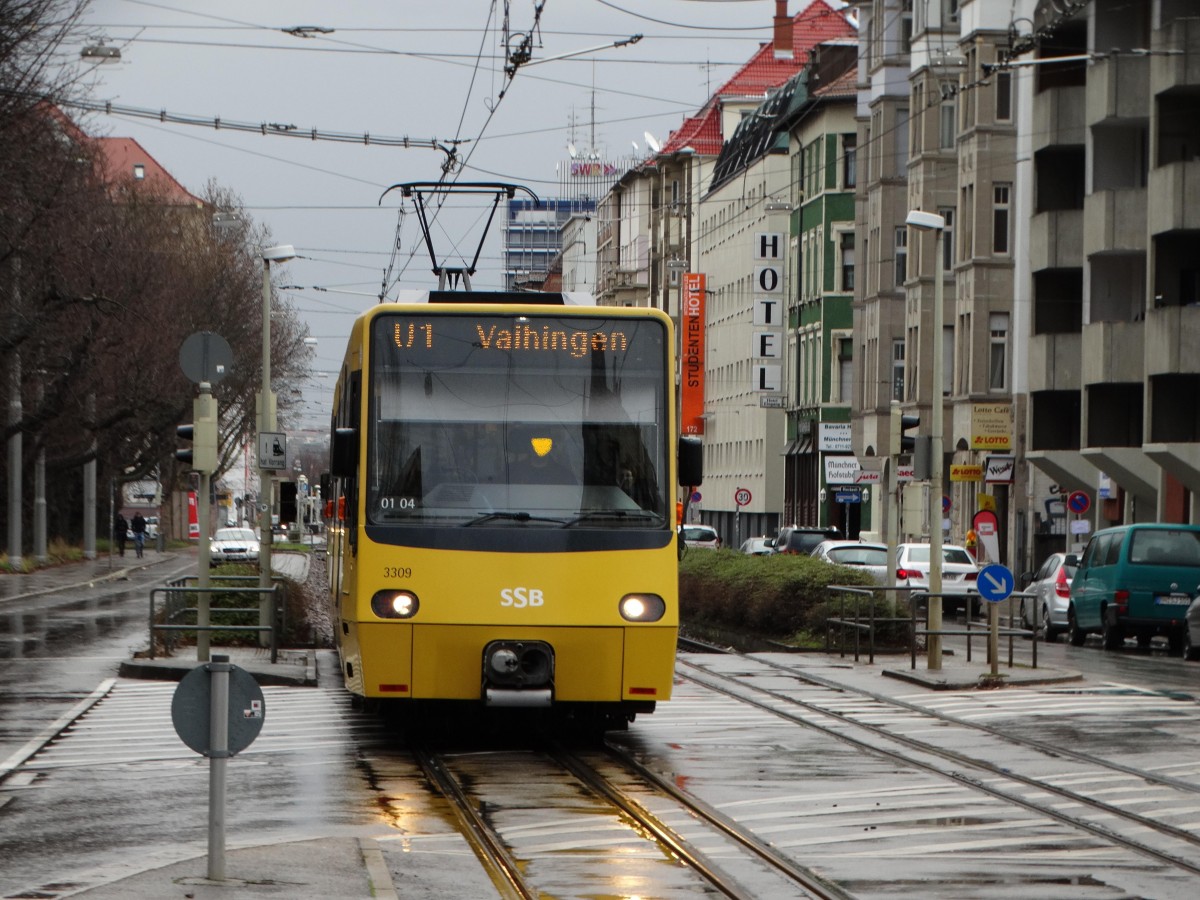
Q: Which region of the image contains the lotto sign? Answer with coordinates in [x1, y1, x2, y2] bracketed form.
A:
[970, 403, 1013, 451]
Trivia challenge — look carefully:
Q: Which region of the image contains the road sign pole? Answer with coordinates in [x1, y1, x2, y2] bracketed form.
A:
[989, 601, 1000, 678]
[207, 655, 230, 881]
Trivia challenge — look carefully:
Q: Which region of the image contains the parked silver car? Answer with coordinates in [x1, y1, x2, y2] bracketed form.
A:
[811, 540, 889, 584]
[1185, 593, 1200, 662]
[1019, 552, 1076, 641]
[739, 536, 774, 556]
[681, 524, 721, 550]
[895, 543, 981, 613]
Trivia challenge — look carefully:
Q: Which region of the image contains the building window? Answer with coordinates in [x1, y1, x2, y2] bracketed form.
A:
[943, 325, 954, 397]
[993, 183, 1011, 255]
[839, 230, 855, 292]
[892, 339, 905, 402]
[838, 337, 853, 405]
[910, 80, 924, 155]
[995, 71, 1012, 122]
[895, 226, 908, 285]
[894, 106, 910, 177]
[944, 0, 959, 23]
[989, 312, 1009, 391]
[842, 133, 857, 188]
[900, 0, 913, 54]
[939, 207, 955, 271]
[133, 163, 145, 180]
[939, 100, 956, 149]
[960, 184, 974, 261]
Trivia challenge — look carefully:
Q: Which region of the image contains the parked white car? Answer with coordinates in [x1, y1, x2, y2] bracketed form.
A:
[895, 543, 981, 614]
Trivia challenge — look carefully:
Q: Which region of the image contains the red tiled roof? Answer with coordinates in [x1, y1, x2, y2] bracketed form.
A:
[662, 0, 855, 154]
[94, 136, 203, 205]
[812, 64, 858, 99]
[664, 110, 724, 156]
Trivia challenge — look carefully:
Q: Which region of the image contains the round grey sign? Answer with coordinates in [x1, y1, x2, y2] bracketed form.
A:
[171, 662, 266, 757]
[179, 332, 234, 385]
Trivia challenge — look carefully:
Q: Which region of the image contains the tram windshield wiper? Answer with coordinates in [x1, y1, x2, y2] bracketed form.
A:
[463, 511, 568, 527]
[561, 509, 666, 528]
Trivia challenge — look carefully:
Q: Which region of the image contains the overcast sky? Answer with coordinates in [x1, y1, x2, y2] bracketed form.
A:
[70, 0, 847, 429]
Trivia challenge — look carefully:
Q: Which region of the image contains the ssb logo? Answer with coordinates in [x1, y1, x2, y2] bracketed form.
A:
[500, 587, 544, 608]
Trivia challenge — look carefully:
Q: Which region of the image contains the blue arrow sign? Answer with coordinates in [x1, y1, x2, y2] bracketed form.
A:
[976, 564, 1015, 603]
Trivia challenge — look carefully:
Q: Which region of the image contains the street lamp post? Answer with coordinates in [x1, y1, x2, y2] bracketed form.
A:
[258, 245, 295, 642]
[905, 210, 946, 671]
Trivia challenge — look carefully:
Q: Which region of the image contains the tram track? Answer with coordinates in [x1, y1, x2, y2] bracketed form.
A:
[675, 651, 1200, 881]
[409, 739, 850, 899]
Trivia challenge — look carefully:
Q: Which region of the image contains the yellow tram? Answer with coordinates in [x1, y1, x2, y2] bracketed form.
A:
[325, 290, 700, 726]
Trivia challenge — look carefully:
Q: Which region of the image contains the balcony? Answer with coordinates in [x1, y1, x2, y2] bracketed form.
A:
[1083, 189, 1147, 256]
[1086, 54, 1149, 127]
[1027, 332, 1082, 392]
[1030, 209, 1083, 270]
[1148, 160, 1200, 235]
[1081, 319, 1144, 387]
[1145, 304, 1200, 377]
[1031, 85, 1085, 152]
[1151, 15, 1200, 98]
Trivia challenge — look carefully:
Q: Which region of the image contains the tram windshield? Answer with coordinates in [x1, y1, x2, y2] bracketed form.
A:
[366, 312, 669, 529]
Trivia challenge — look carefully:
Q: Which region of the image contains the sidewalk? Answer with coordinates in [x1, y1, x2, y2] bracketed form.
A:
[0, 548, 180, 604]
[56, 837, 400, 900]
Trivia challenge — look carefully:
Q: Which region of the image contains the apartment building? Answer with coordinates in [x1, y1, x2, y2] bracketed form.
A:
[1025, 0, 1200, 541]
[786, 46, 861, 533]
[855, 0, 1031, 567]
[853, 0, 1199, 576]
[595, 1, 856, 546]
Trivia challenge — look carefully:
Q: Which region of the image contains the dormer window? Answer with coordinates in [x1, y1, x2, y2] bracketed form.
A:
[133, 164, 145, 180]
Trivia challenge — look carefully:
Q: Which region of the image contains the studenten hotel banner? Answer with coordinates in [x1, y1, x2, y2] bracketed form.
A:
[681, 273, 706, 435]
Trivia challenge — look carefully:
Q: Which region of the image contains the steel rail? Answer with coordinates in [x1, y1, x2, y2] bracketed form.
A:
[679, 659, 1200, 879]
[410, 745, 535, 900]
[589, 742, 856, 900]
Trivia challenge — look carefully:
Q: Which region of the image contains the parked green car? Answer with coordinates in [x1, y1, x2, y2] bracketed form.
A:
[1068, 524, 1200, 653]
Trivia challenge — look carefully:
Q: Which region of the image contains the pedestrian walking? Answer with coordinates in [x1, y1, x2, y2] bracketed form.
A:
[114, 512, 128, 557]
[130, 511, 147, 558]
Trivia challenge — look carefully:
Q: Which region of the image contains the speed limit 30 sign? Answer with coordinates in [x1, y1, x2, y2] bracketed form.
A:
[734, 487, 752, 507]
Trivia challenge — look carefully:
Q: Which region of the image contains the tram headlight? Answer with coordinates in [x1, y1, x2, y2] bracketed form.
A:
[371, 590, 419, 619]
[619, 593, 665, 622]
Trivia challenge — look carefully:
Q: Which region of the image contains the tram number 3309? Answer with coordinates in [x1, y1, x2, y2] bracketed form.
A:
[500, 587, 545, 608]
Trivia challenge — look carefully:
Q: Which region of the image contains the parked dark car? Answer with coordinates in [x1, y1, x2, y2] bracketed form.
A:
[772, 526, 839, 556]
[1070, 524, 1200, 652]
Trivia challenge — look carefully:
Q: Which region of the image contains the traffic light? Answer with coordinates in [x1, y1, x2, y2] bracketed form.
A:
[176, 394, 217, 473]
[279, 481, 298, 523]
[889, 404, 920, 456]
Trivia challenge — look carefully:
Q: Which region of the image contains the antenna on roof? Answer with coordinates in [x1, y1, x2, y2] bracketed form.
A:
[567, 142, 578, 159]
[644, 132, 662, 153]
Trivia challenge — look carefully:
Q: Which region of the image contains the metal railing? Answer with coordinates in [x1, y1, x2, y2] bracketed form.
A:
[825, 584, 920, 664]
[825, 585, 1042, 670]
[906, 590, 1040, 671]
[149, 575, 283, 662]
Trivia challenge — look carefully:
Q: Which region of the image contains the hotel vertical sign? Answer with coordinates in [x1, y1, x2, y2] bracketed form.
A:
[682, 272, 706, 435]
[752, 232, 784, 393]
